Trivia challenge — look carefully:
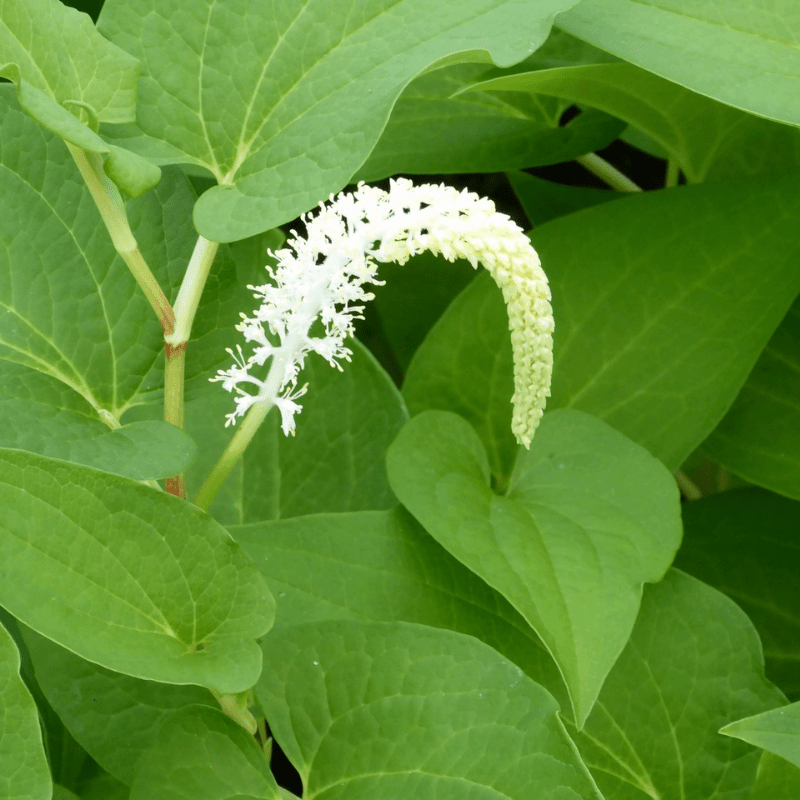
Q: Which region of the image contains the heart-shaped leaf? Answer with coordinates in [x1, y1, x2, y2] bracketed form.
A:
[0, 619, 50, 800]
[98, 0, 580, 240]
[387, 408, 681, 725]
[257, 620, 603, 799]
[0, 448, 274, 693]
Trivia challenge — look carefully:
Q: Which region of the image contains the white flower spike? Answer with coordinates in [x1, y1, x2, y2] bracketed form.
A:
[213, 178, 554, 447]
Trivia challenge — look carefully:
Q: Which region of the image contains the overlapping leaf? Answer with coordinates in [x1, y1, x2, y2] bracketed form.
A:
[677, 489, 800, 700]
[0, 620, 50, 800]
[98, 0, 580, 241]
[130, 705, 281, 800]
[23, 627, 216, 786]
[355, 62, 624, 181]
[471, 62, 800, 182]
[0, 448, 275, 693]
[704, 299, 800, 501]
[232, 507, 569, 708]
[556, 0, 800, 128]
[257, 620, 603, 799]
[573, 569, 786, 799]
[722, 703, 800, 769]
[387, 409, 682, 726]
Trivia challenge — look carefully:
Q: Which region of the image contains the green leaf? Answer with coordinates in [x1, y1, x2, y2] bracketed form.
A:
[751, 753, 800, 800]
[722, 703, 800, 769]
[402, 272, 517, 482]
[471, 61, 800, 182]
[703, 299, 800, 501]
[0, 373, 196, 477]
[0, 0, 160, 196]
[573, 569, 786, 799]
[0, 619, 50, 800]
[80, 774, 130, 800]
[555, 0, 800, 129]
[0, 448, 274, 693]
[355, 62, 624, 181]
[52, 787, 80, 800]
[257, 620, 603, 799]
[130, 705, 281, 800]
[386, 409, 682, 726]
[232, 507, 569, 708]
[22, 626, 215, 786]
[98, 0, 581, 241]
[182, 339, 408, 524]
[533, 175, 800, 469]
[676, 489, 800, 700]
[0, 0, 138, 123]
[508, 170, 621, 227]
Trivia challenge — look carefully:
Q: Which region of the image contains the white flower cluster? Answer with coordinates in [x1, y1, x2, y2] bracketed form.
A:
[213, 178, 554, 446]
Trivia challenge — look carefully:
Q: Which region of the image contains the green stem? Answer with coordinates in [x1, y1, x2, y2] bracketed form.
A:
[675, 469, 703, 500]
[665, 158, 680, 189]
[66, 143, 175, 335]
[164, 342, 187, 498]
[166, 236, 220, 346]
[576, 153, 643, 193]
[194, 399, 273, 511]
[210, 689, 257, 734]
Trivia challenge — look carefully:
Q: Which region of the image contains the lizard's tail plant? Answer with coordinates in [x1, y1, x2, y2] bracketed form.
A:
[195, 178, 554, 510]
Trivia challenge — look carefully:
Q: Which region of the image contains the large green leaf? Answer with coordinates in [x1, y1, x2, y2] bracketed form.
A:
[472, 62, 800, 183]
[555, 0, 800, 129]
[573, 569, 786, 799]
[0, 619, 50, 800]
[676, 489, 800, 700]
[23, 626, 215, 786]
[722, 702, 800, 769]
[535, 175, 800, 468]
[257, 620, 603, 799]
[355, 62, 624, 181]
[178, 338, 408, 524]
[387, 409, 681, 726]
[98, 0, 580, 241]
[0, 448, 274, 693]
[130, 705, 281, 800]
[232, 507, 569, 708]
[703, 299, 800, 501]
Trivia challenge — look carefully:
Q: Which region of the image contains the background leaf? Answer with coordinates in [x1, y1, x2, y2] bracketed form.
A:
[703, 298, 800, 501]
[572, 569, 786, 799]
[0, 448, 274, 693]
[130, 705, 281, 800]
[23, 626, 216, 787]
[555, 0, 800, 128]
[676, 488, 800, 700]
[98, 0, 581, 241]
[355, 63, 624, 181]
[256, 620, 603, 799]
[0, 619, 50, 800]
[750, 753, 800, 800]
[721, 702, 800, 769]
[232, 507, 569, 709]
[387, 409, 681, 726]
[472, 61, 800, 182]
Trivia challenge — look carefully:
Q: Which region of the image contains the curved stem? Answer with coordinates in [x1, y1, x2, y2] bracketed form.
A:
[577, 153, 642, 193]
[194, 399, 273, 512]
[665, 158, 680, 189]
[66, 143, 175, 334]
[167, 236, 220, 346]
